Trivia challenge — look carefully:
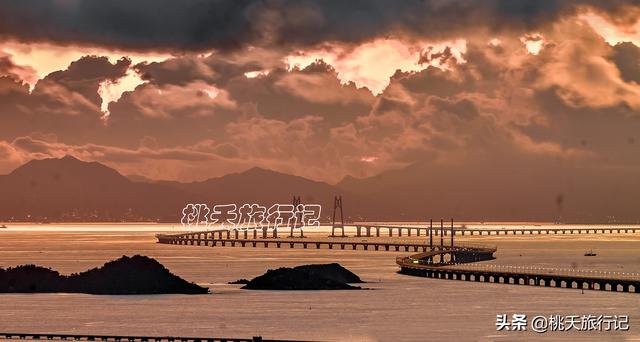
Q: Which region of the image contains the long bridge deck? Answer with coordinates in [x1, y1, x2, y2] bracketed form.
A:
[158, 223, 640, 244]
[156, 233, 492, 253]
[350, 223, 639, 237]
[158, 226, 640, 294]
[396, 256, 640, 293]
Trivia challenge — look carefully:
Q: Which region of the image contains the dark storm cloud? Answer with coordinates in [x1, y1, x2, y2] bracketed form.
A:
[0, 57, 132, 145]
[0, 0, 637, 51]
[35, 56, 130, 107]
[612, 42, 640, 83]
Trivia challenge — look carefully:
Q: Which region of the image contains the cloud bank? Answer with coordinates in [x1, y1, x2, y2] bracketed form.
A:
[0, 1, 639, 220]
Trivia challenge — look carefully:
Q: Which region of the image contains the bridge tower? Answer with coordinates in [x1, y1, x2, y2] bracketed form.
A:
[331, 195, 345, 237]
[429, 219, 433, 250]
[450, 218, 454, 247]
[440, 218, 444, 248]
[291, 196, 304, 238]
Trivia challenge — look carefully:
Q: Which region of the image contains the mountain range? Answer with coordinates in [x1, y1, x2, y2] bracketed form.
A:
[0, 156, 381, 222]
[0, 156, 638, 223]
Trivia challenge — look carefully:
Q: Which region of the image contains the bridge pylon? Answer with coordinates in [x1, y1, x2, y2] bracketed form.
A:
[451, 218, 454, 247]
[429, 219, 433, 250]
[331, 195, 345, 237]
[440, 219, 444, 248]
[290, 196, 304, 238]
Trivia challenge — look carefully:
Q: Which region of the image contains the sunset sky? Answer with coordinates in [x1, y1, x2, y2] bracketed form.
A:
[1, 1, 640, 184]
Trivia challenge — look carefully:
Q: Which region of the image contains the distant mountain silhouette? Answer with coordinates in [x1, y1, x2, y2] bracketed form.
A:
[174, 167, 349, 212]
[336, 160, 640, 222]
[0, 157, 380, 222]
[125, 174, 157, 183]
[0, 156, 191, 221]
[160, 166, 385, 221]
[6, 156, 638, 223]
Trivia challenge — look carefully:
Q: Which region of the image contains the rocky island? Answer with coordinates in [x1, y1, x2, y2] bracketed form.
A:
[0, 255, 208, 294]
[242, 263, 363, 290]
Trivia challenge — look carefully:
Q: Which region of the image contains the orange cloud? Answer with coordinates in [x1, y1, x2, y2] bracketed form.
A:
[285, 38, 466, 94]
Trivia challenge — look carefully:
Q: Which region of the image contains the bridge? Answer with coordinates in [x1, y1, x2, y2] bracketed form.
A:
[352, 223, 639, 237]
[156, 232, 492, 254]
[396, 254, 640, 293]
[158, 223, 640, 244]
[157, 217, 640, 294]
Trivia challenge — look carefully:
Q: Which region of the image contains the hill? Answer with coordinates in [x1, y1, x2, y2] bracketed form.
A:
[336, 160, 640, 222]
[0, 156, 191, 221]
[0, 156, 380, 222]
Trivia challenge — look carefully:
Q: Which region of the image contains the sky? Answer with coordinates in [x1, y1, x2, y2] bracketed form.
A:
[0, 0, 640, 184]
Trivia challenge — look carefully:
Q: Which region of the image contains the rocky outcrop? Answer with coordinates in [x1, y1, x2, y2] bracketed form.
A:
[0, 255, 208, 294]
[242, 263, 362, 290]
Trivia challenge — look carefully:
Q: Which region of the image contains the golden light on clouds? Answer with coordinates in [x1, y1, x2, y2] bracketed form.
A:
[0, 41, 171, 115]
[285, 38, 467, 94]
[97, 70, 148, 117]
[520, 34, 545, 55]
[582, 12, 640, 45]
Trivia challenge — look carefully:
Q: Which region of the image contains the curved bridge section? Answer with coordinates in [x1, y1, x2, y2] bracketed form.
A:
[403, 244, 496, 266]
[396, 255, 640, 293]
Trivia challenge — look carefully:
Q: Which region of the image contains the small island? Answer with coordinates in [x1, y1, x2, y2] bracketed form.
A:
[228, 278, 250, 284]
[0, 255, 208, 294]
[241, 263, 363, 290]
